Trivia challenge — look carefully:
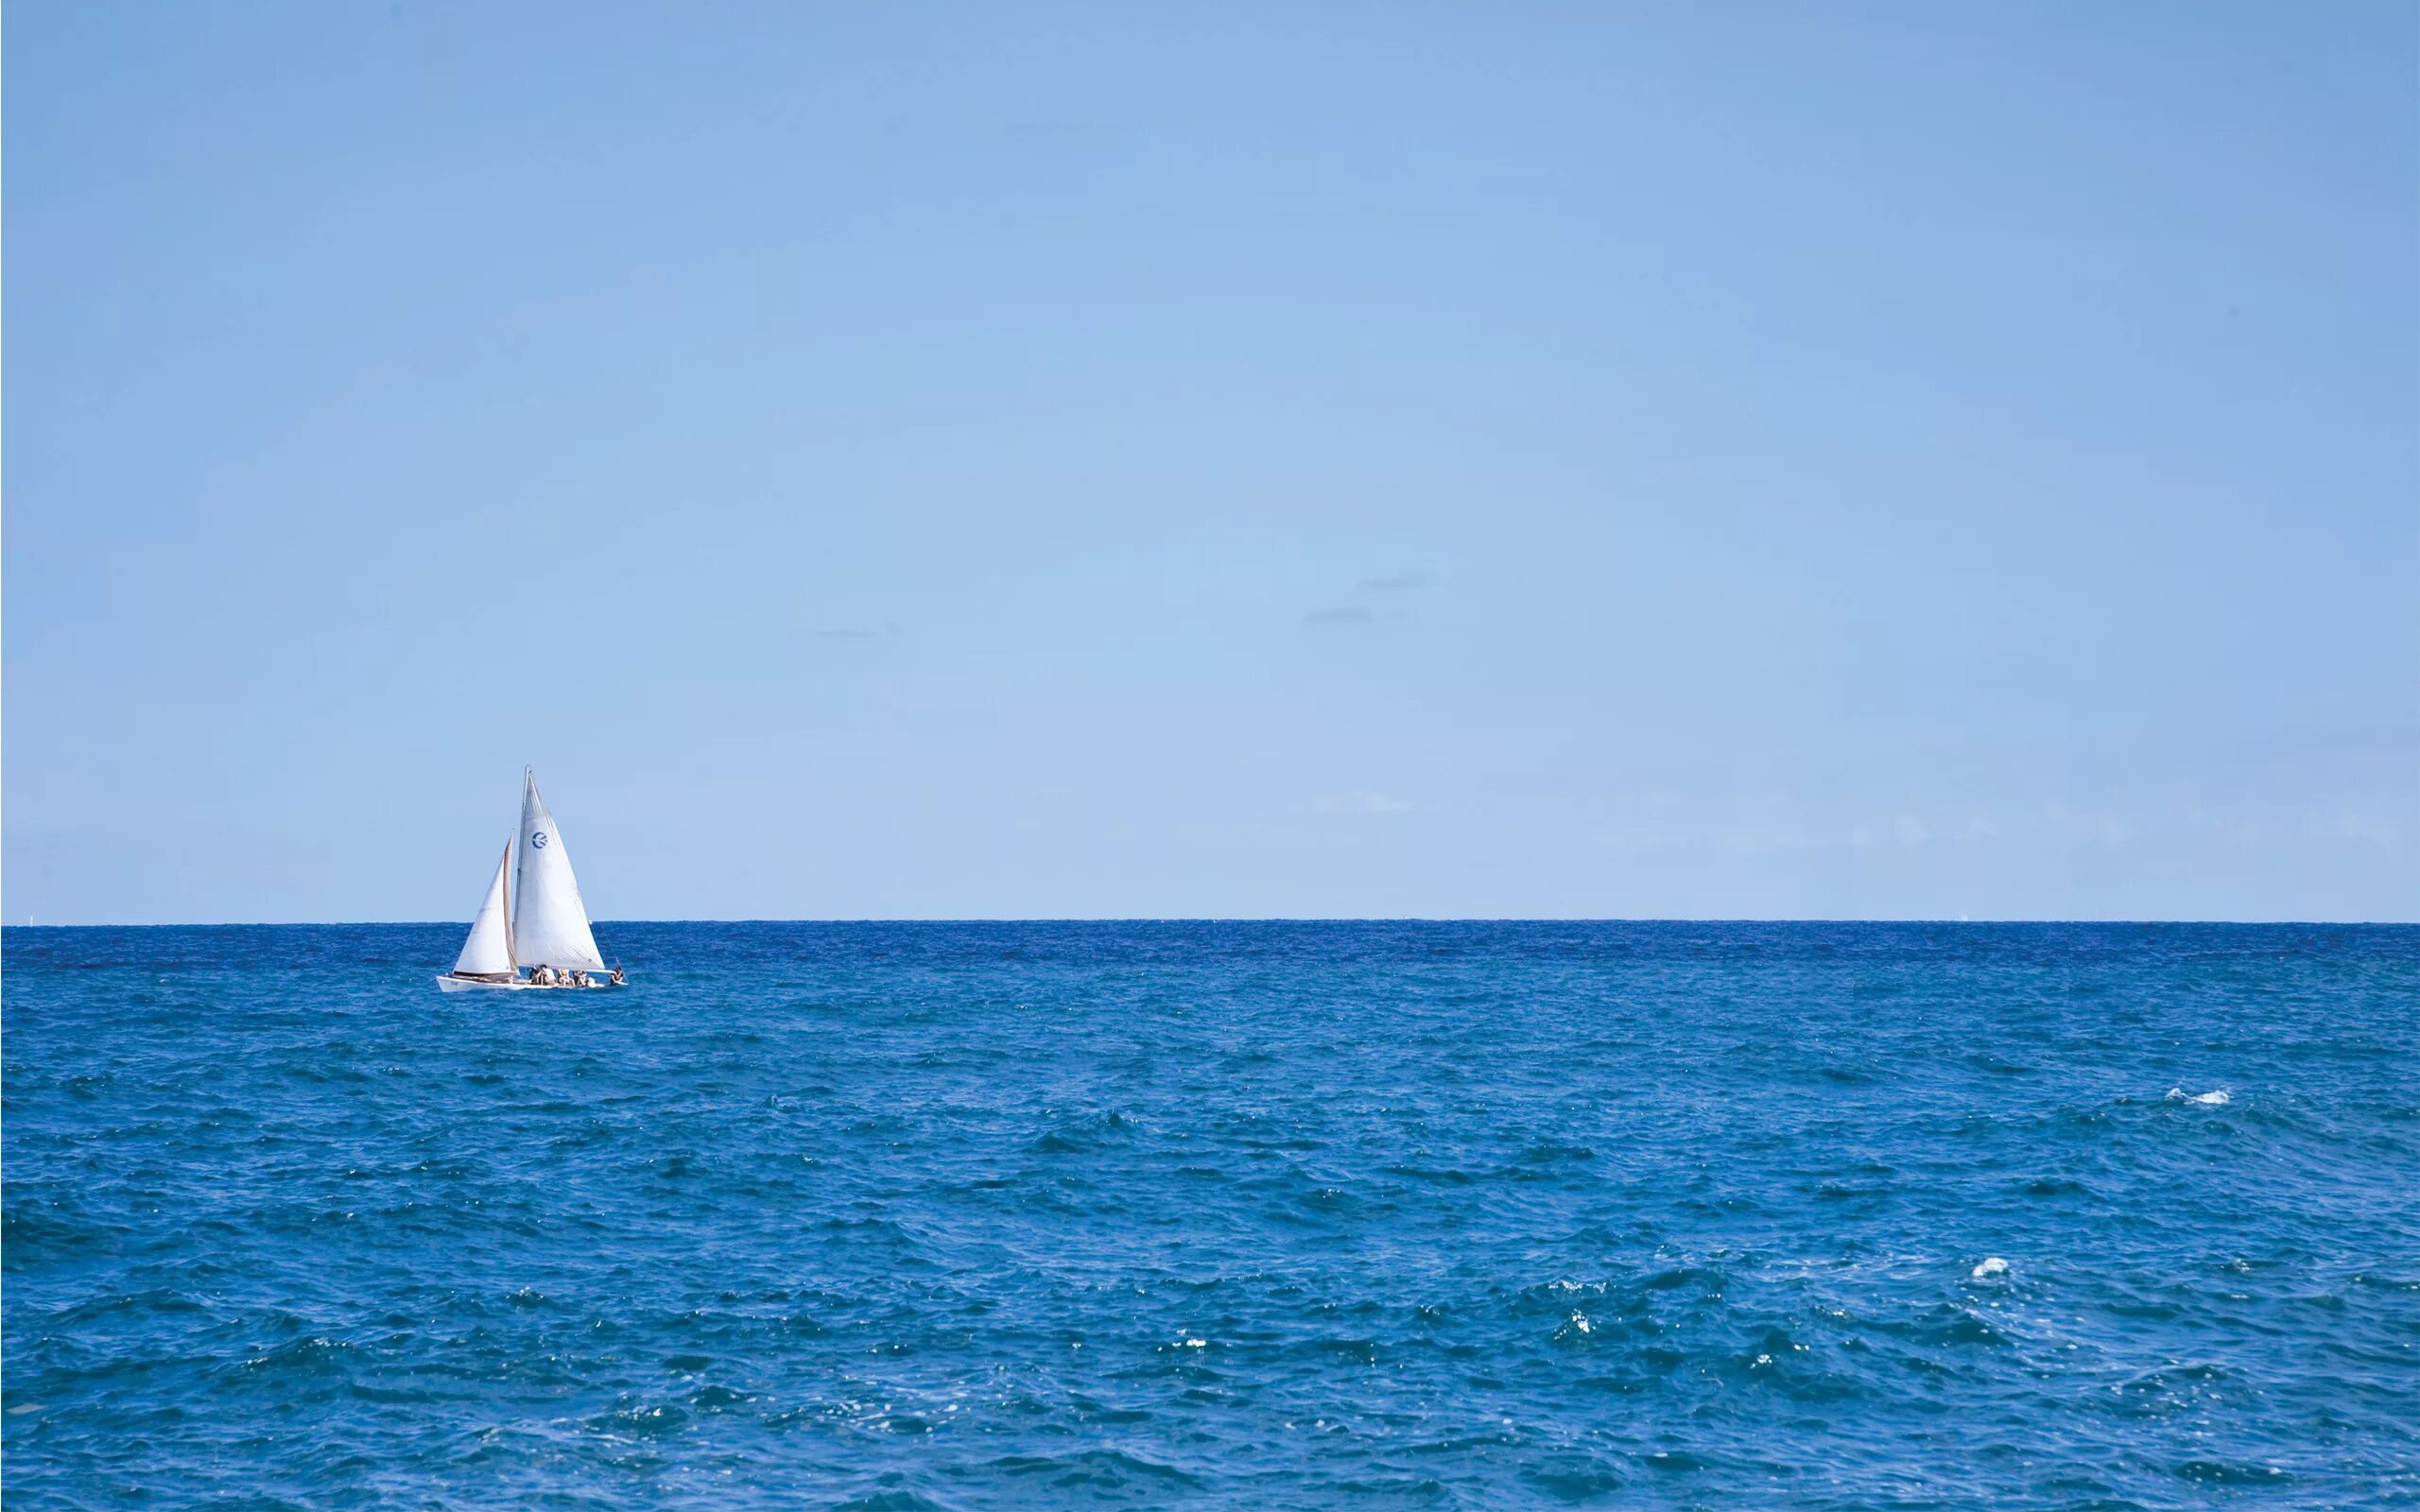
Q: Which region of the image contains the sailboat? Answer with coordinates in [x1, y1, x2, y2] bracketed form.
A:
[437, 767, 623, 991]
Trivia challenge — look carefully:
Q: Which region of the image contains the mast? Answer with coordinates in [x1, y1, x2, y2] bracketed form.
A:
[501, 833, 518, 969]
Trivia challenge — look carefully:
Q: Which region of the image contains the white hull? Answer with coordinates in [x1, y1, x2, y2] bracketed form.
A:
[435, 973, 622, 992]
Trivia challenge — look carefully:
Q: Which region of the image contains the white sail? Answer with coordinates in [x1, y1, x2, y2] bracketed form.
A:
[513, 767, 605, 971]
[452, 840, 517, 978]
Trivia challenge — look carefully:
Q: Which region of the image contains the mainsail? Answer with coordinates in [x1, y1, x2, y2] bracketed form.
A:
[513, 767, 606, 971]
[452, 840, 517, 979]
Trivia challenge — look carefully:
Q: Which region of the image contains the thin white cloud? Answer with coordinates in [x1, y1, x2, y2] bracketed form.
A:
[805, 621, 904, 641]
[2334, 812, 2403, 848]
[1313, 790, 1413, 816]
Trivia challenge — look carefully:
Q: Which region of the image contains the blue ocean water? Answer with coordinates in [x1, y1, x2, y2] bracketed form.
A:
[5, 921, 2416, 1509]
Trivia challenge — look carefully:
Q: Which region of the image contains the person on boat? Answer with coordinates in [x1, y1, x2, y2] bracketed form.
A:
[533, 965, 555, 986]
[609, 966, 625, 987]
[570, 970, 590, 988]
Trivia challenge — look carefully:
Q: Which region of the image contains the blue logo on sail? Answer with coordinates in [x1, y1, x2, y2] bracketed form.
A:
[531, 832, 548, 849]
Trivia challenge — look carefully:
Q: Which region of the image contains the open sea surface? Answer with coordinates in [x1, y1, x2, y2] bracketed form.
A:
[5, 920, 2416, 1509]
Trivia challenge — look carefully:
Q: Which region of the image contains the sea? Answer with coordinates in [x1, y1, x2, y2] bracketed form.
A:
[5, 921, 2416, 1510]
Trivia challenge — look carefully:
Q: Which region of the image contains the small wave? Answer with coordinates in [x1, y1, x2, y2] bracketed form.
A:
[1291, 1335, 1379, 1365]
[586, 1400, 689, 1438]
[1880, 1303, 2013, 1347]
[2174, 1459, 2290, 1486]
[2166, 1087, 2232, 1105]
[1643, 1265, 1716, 1292]
[1068, 1392, 1151, 1424]
[990, 1448, 1203, 1490]
[1380, 1164, 1477, 1186]
[833, 1493, 951, 1512]
[1527, 1461, 1625, 1500]
[238, 1336, 353, 1375]
[1517, 1142, 1598, 1164]
[1338, 1472, 1448, 1498]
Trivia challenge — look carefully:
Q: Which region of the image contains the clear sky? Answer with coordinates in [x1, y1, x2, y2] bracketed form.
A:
[6, 2, 2414, 924]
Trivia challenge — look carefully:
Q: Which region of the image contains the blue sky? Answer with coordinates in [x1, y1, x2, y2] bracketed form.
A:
[6, 2, 2413, 923]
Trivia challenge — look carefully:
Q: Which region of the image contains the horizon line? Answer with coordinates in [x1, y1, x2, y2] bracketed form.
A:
[7, 916, 2415, 929]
